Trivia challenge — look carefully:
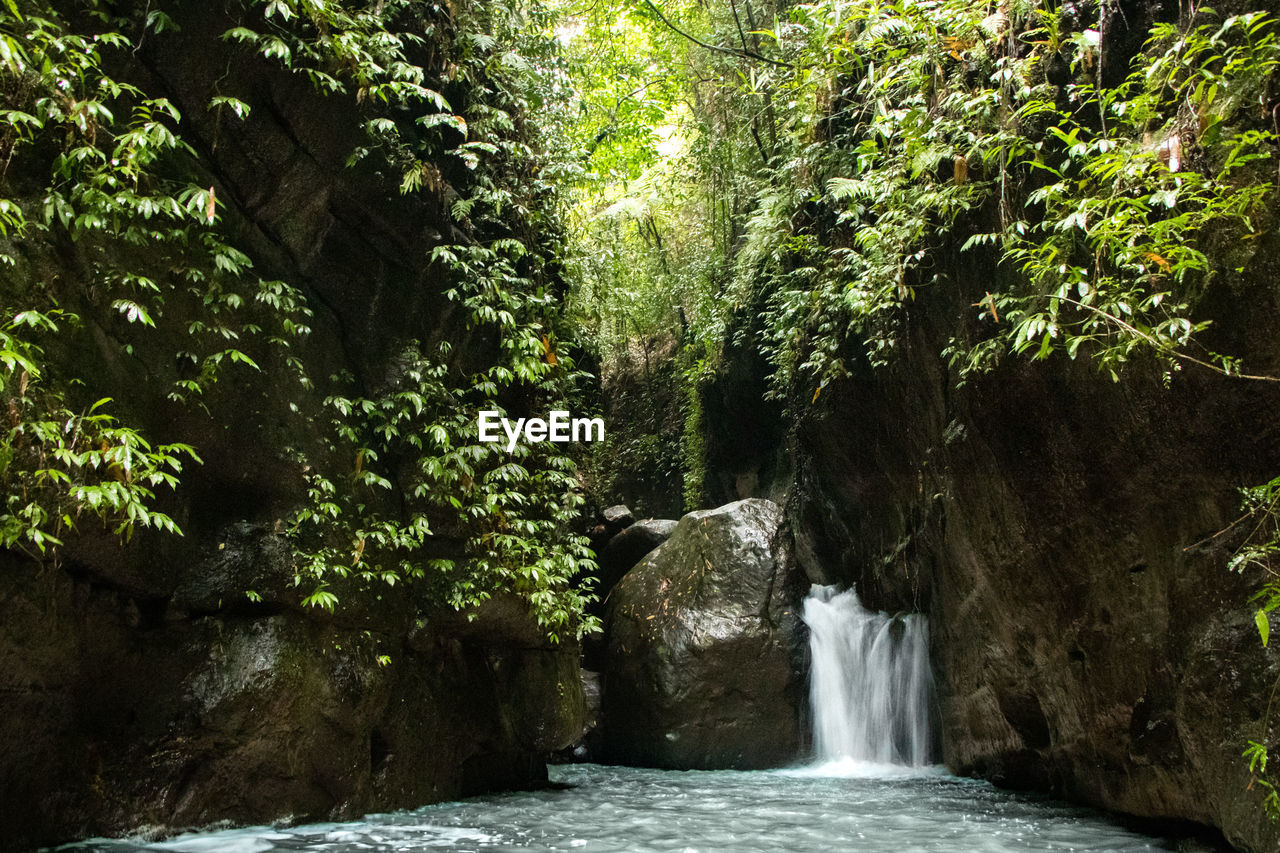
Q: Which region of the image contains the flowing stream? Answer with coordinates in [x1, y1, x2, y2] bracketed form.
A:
[61, 764, 1176, 852]
[60, 586, 1177, 852]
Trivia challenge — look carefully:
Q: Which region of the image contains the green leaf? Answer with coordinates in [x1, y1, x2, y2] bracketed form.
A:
[222, 26, 259, 43]
[1257, 609, 1270, 647]
[209, 96, 250, 120]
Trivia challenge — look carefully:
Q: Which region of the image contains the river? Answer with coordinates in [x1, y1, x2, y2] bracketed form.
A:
[62, 762, 1178, 852]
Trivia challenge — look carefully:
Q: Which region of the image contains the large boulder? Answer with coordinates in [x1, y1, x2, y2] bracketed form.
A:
[596, 518, 679, 603]
[600, 498, 803, 769]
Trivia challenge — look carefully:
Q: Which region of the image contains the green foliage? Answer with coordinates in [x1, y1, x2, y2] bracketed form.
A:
[1234, 474, 1280, 630]
[0, 376, 196, 557]
[1245, 740, 1280, 818]
[716, 0, 1280, 404]
[551, 0, 783, 507]
[286, 262, 599, 639]
[1227, 474, 1280, 818]
[225, 0, 600, 639]
[992, 11, 1280, 382]
[1, 0, 600, 640]
[0, 0, 299, 556]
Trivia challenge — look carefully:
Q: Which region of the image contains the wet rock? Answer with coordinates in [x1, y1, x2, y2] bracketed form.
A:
[556, 669, 603, 763]
[600, 498, 802, 769]
[582, 669, 601, 735]
[596, 519, 679, 604]
[0, 559, 583, 849]
[423, 592, 552, 650]
[171, 522, 298, 614]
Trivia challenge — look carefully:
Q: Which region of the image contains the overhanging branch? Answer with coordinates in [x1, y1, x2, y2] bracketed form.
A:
[638, 0, 792, 69]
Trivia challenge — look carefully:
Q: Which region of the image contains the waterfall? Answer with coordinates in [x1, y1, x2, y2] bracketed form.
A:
[802, 584, 936, 768]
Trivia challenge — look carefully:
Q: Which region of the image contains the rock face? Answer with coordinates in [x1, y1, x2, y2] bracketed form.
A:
[0, 536, 584, 851]
[600, 499, 803, 769]
[585, 339, 688, 519]
[914, 359, 1280, 853]
[705, 244, 1280, 851]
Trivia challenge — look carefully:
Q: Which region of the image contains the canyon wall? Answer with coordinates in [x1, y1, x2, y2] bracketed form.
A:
[0, 5, 583, 849]
[705, 239, 1280, 851]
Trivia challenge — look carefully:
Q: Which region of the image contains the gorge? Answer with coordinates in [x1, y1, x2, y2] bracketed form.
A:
[2, 0, 1280, 850]
[60, 714, 1183, 851]
[63, 564, 1183, 852]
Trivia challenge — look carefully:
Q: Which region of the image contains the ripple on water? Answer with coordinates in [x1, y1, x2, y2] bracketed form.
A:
[57, 764, 1178, 853]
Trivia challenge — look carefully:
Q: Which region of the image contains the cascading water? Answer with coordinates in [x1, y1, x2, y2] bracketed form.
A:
[802, 584, 936, 768]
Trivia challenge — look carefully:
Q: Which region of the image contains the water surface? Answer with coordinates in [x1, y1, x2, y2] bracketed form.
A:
[64, 763, 1177, 852]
